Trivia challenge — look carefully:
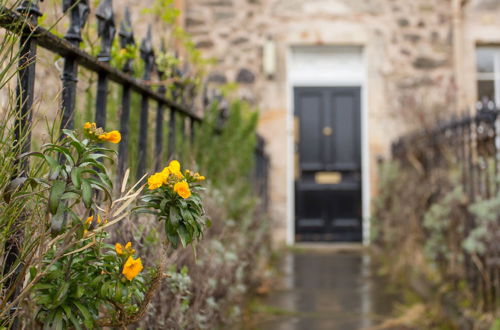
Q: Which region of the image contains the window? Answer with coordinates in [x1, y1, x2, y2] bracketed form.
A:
[476, 46, 500, 105]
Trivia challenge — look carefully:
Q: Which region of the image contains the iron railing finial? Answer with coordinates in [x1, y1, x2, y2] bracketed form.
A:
[140, 24, 155, 81]
[96, 0, 116, 62]
[63, 0, 89, 43]
[119, 6, 135, 72]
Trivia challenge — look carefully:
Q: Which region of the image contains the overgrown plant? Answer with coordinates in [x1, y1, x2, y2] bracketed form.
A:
[372, 155, 499, 327]
[1, 124, 151, 328]
[0, 121, 211, 328]
[139, 160, 209, 248]
[193, 99, 259, 219]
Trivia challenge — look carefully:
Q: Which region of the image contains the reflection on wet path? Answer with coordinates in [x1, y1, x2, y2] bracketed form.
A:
[248, 245, 400, 330]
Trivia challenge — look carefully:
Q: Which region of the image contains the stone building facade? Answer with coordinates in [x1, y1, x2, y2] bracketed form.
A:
[181, 0, 500, 245]
[7, 0, 499, 246]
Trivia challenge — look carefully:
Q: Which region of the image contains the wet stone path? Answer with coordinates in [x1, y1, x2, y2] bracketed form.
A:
[246, 245, 401, 330]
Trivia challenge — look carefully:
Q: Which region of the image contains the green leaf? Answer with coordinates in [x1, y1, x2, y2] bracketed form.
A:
[81, 180, 92, 209]
[160, 199, 168, 212]
[97, 172, 113, 190]
[17, 151, 44, 159]
[49, 165, 62, 181]
[61, 304, 72, 322]
[51, 208, 66, 235]
[84, 153, 113, 162]
[170, 207, 179, 227]
[68, 311, 82, 330]
[73, 301, 93, 328]
[43, 145, 75, 166]
[3, 177, 27, 203]
[79, 160, 106, 172]
[29, 266, 37, 280]
[34, 294, 52, 305]
[44, 154, 59, 171]
[74, 285, 85, 298]
[49, 180, 67, 215]
[165, 221, 179, 248]
[61, 192, 80, 200]
[32, 283, 54, 291]
[54, 282, 70, 305]
[70, 168, 82, 189]
[44, 310, 57, 330]
[53, 310, 63, 330]
[114, 282, 123, 301]
[177, 225, 189, 248]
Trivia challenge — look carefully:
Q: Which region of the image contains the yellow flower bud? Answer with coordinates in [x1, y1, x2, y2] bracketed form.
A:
[115, 243, 124, 255]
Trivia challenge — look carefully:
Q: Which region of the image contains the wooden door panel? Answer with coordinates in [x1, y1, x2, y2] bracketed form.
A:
[294, 86, 362, 242]
[330, 92, 360, 169]
[297, 91, 324, 170]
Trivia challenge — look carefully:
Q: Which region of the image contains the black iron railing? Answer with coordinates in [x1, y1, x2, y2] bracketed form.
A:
[0, 1, 270, 323]
[1, 0, 203, 180]
[0, 0, 268, 190]
[390, 100, 500, 312]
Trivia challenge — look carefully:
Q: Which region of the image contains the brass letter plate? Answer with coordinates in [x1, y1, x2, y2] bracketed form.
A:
[315, 172, 342, 184]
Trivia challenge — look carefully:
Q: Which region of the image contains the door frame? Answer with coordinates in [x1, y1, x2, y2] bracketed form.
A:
[286, 45, 371, 245]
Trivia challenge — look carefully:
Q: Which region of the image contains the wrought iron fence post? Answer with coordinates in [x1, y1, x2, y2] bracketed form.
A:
[14, 0, 41, 173]
[61, 0, 89, 130]
[190, 117, 195, 146]
[492, 106, 500, 195]
[95, 0, 115, 128]
[180, 115, 186, 148]
[117, 6, 134, 182]
[168, 109, 176, 159]
[155, 43, 167, 170]
[137, 25, 154, 179]
[7, 2, 41, 327]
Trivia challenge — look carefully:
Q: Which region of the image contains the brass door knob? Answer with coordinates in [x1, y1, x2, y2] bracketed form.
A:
[323, 126, 333, 136]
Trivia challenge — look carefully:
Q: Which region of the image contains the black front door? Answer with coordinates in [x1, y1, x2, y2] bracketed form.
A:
[294, 87, 362, 242]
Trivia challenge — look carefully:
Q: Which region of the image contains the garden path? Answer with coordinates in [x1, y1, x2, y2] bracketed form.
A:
[246, 245, 401, 330]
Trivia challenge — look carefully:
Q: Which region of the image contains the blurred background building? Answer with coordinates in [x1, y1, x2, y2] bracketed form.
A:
[177, 0, 500, 246]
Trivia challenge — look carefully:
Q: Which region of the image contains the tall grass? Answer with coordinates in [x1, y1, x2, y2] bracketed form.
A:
[0, 1, 61, 325]
[193, 100, 259, 220]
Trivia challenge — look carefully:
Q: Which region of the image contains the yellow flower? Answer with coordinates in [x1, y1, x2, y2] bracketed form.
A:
[84, 122, 97, 132]
[85, 216, 93, 226]
[168, 160, 183, 178]
[174, 181, 191, 199]
[125, 241, 136, 254]
[97, 215, 102, 224]
[122, 256, 143, 281]
[148, 172, 166, 190]
[161, 166, 171, 177]
[106, 130, 121, 143]
[115, 243, 124, 255]
[193, 172, 205, 181]
[98, 130, 121, 144]
[168, 160, 180, 172]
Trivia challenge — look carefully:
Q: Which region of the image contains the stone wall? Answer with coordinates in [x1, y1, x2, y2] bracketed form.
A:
[184, 0, 500, 245]
[4, 0, 500, 245]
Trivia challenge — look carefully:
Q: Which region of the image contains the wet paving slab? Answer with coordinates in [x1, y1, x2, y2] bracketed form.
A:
[245, 244, 401, 330]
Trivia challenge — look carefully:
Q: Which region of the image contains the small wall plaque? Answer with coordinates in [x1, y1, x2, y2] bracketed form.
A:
[315, 171, 342, 184]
